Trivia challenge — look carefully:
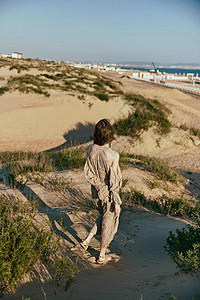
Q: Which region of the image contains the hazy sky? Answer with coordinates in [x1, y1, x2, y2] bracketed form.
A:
[0, 0, 200, 63]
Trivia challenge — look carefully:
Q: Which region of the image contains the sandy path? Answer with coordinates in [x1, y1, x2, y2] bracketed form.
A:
[1, 172, 199, 300]
[67, 210, 200, 300]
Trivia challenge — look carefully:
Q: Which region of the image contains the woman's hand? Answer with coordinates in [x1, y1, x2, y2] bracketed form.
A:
[115, 204, 121, 214]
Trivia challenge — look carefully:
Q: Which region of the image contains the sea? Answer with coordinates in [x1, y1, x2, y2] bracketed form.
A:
[121, 67, 200, 75]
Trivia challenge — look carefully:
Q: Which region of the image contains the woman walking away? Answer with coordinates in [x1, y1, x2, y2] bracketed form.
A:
[80, 119, 122, 264]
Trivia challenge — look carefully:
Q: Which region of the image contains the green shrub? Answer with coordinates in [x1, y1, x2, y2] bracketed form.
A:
[64, 80, 74, 87]
[180, 123, 188, 131]
[147, 157, 179, 183]
[55, 72, 66, 78]
[0, 151, 40, 165]
[3, 60, 123, 99]
[121, 189, 200, 220]
[53, 257, 80, 293]
[75, 84, 87, 93]
[179, 124, 200, 139]
[50, 147, 86, 170]
[0, 196, 58, 294]
[119, 153, 180, 183]
[0, 148, 86, 182]
[190, 127, 200, 138]
[17, 83, 50, 97]
[9, 65, 29, 73]
[0, 86, 9, 95]
[7, 75, 51, 97]
[104, 79, 118, 90]
[0, 195, 80, 296]
[164, 224, 200, 272]
[6, 152, 54, 179]
[34, 176, 71, 194]
[41, 73, 58, 80]
[94, 93, 109, 101]
[41, 73, 66, 81]
[93, 79, 104, 89]
[0, 58, 9, 64]
[114, 109, 153, 137]
[92, 77, 119, 91]
[76, 76, 89, 83]
[114, 94, 172, 138]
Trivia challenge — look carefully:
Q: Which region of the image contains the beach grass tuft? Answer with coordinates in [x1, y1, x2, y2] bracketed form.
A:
[0, 86, 9, 96]
[114, 94, 172, 138]
[50, 147, 86, 170]
[9, 65, 29, 73]
[119, 152, 181, 183]
[0, 147, 86, 183]
[179, 124, 200, 139]
[0, 58, 123, 101]
[7, 74, 51, 97]
[165, 223, 200, 272]
[0, 151, 54, 183]
[121, 189, 200, 221]
[0, 195, 79, 295]
[94, 92, 109, 101]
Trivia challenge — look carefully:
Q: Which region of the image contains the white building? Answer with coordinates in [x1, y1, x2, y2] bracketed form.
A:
[1, 52, 23, 59]
[73, 63, 92, 69]
[12, 52, 23, 59]
[130, 71, 154, 80]
[1, 54, 11, 58]
[130, 71, 197, 82]
[103, 66, 116, 71]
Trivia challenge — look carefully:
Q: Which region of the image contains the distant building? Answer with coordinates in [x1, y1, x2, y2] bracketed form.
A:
[103, 66, 116, 71]
[12, 52, 23, 59]
[187, 73, 194, 80]
[130, 70, 197, 83]
[1, 53, 11, 58]
[131, 71, 153, 80]
[1, 52, 23, 59]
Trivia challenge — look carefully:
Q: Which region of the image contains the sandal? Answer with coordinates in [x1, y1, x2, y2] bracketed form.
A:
[80, 240, 88, 251]
[97, 255, 112, 264]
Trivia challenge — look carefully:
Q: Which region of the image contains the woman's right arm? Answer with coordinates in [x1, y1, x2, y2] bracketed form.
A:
[107, 149, 122, 206]
[84, 160, 109, 204]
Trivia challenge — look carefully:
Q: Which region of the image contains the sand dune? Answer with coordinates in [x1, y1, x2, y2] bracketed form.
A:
[105, 71, 200, 128]
[1, 66, 200, 153]
[0, 91, 131, 151]
[0, 65, 200, 299]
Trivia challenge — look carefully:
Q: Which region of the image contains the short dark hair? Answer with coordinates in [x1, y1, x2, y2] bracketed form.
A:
[93, 119, 115, 146]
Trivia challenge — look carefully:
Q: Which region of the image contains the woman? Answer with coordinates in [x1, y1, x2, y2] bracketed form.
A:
[80, 119, 122, 264]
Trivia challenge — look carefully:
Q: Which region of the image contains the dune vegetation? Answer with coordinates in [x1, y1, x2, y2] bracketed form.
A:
[165, 223, 200, 272]
[0, 195, 80, 296]
[0, 58, 200, 297]
[1, 145, 199, 282]
[0, 58, 122, 101]
[114, 94, 172, 138]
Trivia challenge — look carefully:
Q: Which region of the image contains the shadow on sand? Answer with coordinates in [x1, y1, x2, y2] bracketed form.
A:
[46, 122, 95, 152]
[179, 169, 200, 201]
[23, 184, 83, 246]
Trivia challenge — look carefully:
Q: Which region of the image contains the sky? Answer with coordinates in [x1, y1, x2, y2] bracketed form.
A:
[0, 0, 200, 64]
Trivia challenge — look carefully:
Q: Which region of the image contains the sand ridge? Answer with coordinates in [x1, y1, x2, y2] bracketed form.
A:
[0, 91, 131, 151]
[0, 64, 200, 299]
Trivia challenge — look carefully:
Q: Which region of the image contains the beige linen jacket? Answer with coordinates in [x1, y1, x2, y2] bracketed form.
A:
[84, 144, 122, 205]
